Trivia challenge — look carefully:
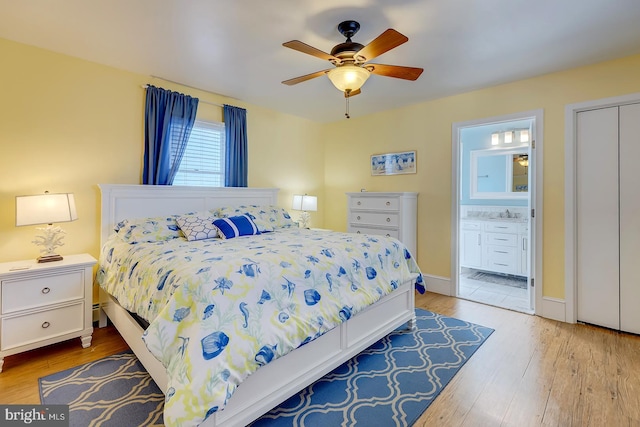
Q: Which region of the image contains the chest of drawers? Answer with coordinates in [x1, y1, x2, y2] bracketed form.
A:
[346, 192, 418, 256]
[0, 254, 96, 372]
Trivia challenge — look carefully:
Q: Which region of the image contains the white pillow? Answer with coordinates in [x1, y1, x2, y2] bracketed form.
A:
[176, 212, 219, 241]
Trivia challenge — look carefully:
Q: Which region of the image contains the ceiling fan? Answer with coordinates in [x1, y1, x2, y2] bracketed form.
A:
[282, 20, 424, 100]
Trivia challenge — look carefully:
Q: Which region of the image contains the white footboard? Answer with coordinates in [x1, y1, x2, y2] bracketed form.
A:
[100, 276, 417, 427]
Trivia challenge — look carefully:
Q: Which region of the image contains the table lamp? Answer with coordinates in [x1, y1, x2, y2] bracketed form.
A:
[292, 194, 317, 229]
[16, 191, 78, 262]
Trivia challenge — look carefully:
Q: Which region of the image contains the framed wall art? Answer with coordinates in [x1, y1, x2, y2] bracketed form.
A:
[371, 150, 417, 176]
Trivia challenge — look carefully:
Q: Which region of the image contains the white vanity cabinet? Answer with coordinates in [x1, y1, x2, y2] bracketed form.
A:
[518, 223, 529, 276]
[460, 221, 483, 269]
[346, 192, 418, 256]
[460, 219, 528, 276]
[484, 222, 519, 274]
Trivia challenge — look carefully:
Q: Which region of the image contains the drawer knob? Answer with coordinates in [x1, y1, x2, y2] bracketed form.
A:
[386, 201, 391, 206]
[357, 201, 361, 205]
[41, 321, 50, 329]
[41, 287, 51, 294]
[357, 216, 361, 220]
[386, 217, 391, 222]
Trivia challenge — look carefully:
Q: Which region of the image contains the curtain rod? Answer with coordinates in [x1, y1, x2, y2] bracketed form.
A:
[141, 84, 224, 108]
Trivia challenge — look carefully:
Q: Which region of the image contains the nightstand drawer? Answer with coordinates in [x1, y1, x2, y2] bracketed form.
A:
[351, 226, 400, 240]
[351, 212, 399, 227]
[1, 302, 84, 351]
[1, 271, 84, 315]
[350, 197, 399, 211]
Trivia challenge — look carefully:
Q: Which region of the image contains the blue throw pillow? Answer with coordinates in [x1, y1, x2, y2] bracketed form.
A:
[213, 215, 261, 239]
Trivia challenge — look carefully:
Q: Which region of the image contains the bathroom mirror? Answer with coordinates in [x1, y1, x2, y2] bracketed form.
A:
[470, 148, 529, 199]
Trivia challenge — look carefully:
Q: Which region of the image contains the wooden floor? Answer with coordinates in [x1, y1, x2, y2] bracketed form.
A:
[1, 292, 640, 426]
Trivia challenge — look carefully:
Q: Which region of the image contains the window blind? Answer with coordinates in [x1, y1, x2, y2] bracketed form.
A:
[173, 120, 226, 187]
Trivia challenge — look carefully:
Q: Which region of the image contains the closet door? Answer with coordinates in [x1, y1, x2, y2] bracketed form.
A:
[576, 107, 619, 330]
[619, 103, 640, 334]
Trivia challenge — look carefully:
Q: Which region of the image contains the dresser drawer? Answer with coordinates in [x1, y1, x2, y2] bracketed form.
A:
[1, 302, 84, 351]
[351, 212, 399, 227]
[485, 232, 517, 247]
[461, 221, 482, 231]
[484, 222, 518, 233]
[1, 270, 84, 315]
[350, 197, 399, 211]
[350, 226, 400, 240]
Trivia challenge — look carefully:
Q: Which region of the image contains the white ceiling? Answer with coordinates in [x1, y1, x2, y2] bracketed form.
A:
[2, 0, 640, 123]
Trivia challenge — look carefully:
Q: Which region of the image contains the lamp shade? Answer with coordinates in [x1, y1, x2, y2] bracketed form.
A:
[16, 193, 78, 226]
[327, 65, 370, 92]
[292, 194, 317, 212]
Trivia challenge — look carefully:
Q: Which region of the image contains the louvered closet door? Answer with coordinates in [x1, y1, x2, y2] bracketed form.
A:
[619, 103, 640, 334]
[576, 106, 619, 330]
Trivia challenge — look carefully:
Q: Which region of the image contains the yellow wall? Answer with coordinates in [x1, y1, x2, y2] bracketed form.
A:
[0, 38, 324, 266]
[323, 54, 640, 299]
[3, 34, 640, 302]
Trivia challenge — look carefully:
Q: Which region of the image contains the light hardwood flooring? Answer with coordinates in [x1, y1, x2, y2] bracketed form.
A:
[1, 292, 639, 426]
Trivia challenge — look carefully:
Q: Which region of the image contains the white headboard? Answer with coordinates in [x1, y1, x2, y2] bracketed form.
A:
[99, 184, 279, 244]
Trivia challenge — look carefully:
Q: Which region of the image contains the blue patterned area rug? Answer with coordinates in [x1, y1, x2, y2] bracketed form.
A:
[251, 308, 493, 426]
[39, 351, 164, 427]
[39, 309, 492, 427]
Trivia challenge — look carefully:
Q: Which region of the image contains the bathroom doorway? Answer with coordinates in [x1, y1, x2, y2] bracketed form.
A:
[451, 111, 542, 314]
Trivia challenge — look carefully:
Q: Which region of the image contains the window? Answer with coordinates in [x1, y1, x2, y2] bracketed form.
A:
[173, 120, 225, 186]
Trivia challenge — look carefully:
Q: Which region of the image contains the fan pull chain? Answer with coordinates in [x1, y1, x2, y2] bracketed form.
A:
[345, 94, 350, 119]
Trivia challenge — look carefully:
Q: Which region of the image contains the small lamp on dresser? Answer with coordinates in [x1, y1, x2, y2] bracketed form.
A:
[292, 194, 317, 229]
[15, 191, 78, 263]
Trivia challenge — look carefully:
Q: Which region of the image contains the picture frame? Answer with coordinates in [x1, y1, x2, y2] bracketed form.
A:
[371, 150, 417, 176]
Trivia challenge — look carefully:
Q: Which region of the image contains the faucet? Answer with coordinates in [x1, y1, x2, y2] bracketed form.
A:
[505, 209, 511, 218]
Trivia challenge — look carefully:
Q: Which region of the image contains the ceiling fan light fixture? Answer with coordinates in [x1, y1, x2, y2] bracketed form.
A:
[327, 64, 370, 92]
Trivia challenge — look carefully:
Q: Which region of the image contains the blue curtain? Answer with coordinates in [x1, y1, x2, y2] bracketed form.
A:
[224, 104, 248, 187]
[143, 85, 199, 185]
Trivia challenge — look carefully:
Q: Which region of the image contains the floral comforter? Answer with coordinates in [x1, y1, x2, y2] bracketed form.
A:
[97, 228, 424, 426]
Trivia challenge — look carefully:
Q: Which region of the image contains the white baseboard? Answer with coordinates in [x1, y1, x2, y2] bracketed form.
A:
[424, 274, 452, 296]
[423, 274, 568, 323]
[541, 297, 566, 322]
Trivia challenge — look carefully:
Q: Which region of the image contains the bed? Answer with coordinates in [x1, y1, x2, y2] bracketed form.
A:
[97, 184, 424, 427]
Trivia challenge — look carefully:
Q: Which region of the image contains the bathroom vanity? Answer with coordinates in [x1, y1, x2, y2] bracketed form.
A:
[460, 215, 528, 277]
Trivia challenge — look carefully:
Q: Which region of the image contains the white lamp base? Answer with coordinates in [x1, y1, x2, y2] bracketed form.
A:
[33, 224, 66, 263]
[299, 211, 311, 229]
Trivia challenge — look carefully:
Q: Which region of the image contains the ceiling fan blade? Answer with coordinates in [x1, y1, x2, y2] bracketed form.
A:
[367, 64, 424, 81]
[283, 40, 338, 62]
[355, 29, 408, 62]
[282, 69, 332, 86]
[345, 88, 361, 98]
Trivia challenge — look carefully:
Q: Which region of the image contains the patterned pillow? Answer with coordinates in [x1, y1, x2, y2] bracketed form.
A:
[212, 215, 260, 239]
[114, 215, 187, 243]
[176, 212, 219, 241]
[215, 205, 295, 231]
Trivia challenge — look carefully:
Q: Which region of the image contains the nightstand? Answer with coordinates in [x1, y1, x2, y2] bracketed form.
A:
[0, 254, 96, 372]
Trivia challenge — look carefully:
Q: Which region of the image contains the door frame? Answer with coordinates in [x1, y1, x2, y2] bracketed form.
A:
[564, 92, 640, 323]
[451, 109, 543, 315]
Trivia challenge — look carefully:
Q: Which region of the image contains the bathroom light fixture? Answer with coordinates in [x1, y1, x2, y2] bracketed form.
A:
[519, 129, 530, 143]
[491, 133, 500, 146]
[16, 191, 78, 262]
[292, 194, 318, 229]
[504, 131, 514, 143]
